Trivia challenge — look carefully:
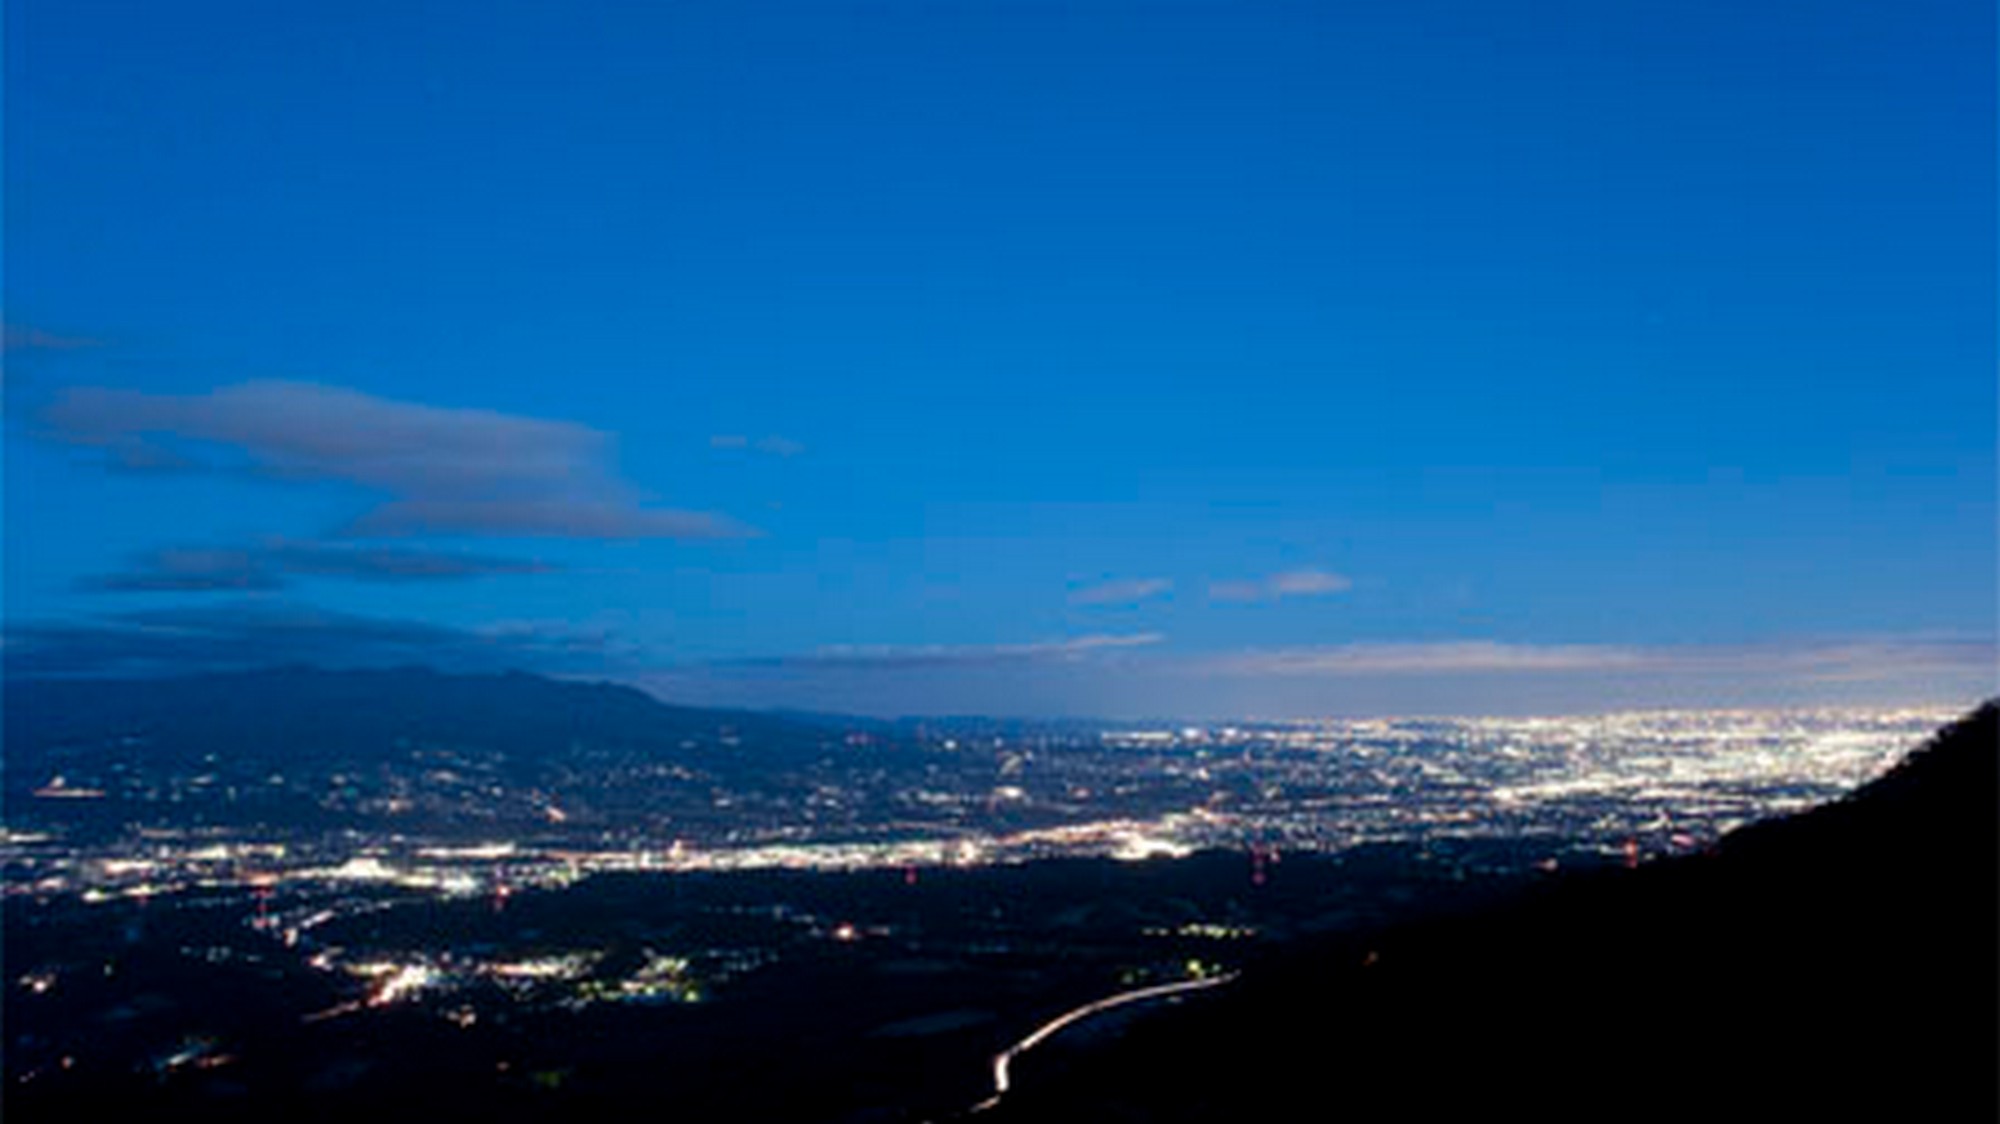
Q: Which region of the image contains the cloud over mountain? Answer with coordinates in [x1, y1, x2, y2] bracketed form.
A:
[4, 602, 620, 678]
[78, 540, 560, 593]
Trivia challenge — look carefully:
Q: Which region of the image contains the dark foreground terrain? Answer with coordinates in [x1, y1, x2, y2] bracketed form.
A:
[4, 836, 1580, 1123]
[985, 703, 2000, 1122]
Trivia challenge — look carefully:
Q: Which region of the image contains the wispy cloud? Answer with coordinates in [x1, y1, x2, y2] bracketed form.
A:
[1069, 577, 1173, 607]
[1718, 637, 2000, 685]
[1203, 641, 1645, 675]
[42, 381, 753, 540]
[743, 632, 1166, 671]
[711, 434, 806, 457]
[5, 602, 622, 678]
[78, 548, 283, 593]
[340, 498, 741, 539]
[268, 541, 559, 582]
[1197, 637, 1998, 681]
[1210, 568, 1353, 603]
[3, 325, 100, 351]
[78, 540, 560, 594]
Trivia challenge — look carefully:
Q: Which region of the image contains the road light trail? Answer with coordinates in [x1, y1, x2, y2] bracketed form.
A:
[968, 971, 1238, 1114]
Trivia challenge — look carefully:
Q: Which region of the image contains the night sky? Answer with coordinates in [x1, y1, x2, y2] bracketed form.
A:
[6, 0, 1993, 716]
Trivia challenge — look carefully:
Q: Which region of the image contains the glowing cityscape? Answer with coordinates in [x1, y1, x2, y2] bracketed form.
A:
[3, 707, 1946, 1043]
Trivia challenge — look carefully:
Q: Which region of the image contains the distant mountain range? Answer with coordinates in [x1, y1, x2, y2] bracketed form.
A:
[4, 666, 921, 835]
[985, 702, 2000, 1121]
[7, 664, 841, 773]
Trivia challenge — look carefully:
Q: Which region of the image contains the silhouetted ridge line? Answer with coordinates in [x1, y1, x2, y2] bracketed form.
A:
[4, 666, 923, 838]
[1832, 698, 1996, 812]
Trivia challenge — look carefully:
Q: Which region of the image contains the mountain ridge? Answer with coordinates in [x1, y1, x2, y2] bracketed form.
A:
[5, 663, 854, 769]
[3, 665, 914, 838]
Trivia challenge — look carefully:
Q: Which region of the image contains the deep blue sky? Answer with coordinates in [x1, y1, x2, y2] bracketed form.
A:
[6, 0, 1994, 716]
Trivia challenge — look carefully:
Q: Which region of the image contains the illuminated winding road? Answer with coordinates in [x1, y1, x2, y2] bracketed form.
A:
[968, 971, 1239, 1114]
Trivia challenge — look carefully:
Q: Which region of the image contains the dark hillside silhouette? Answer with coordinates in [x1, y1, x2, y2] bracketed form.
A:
[7, 666, 838, 777]
[3, 666, 940, 814]
[990, 703, 2000, 1122]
